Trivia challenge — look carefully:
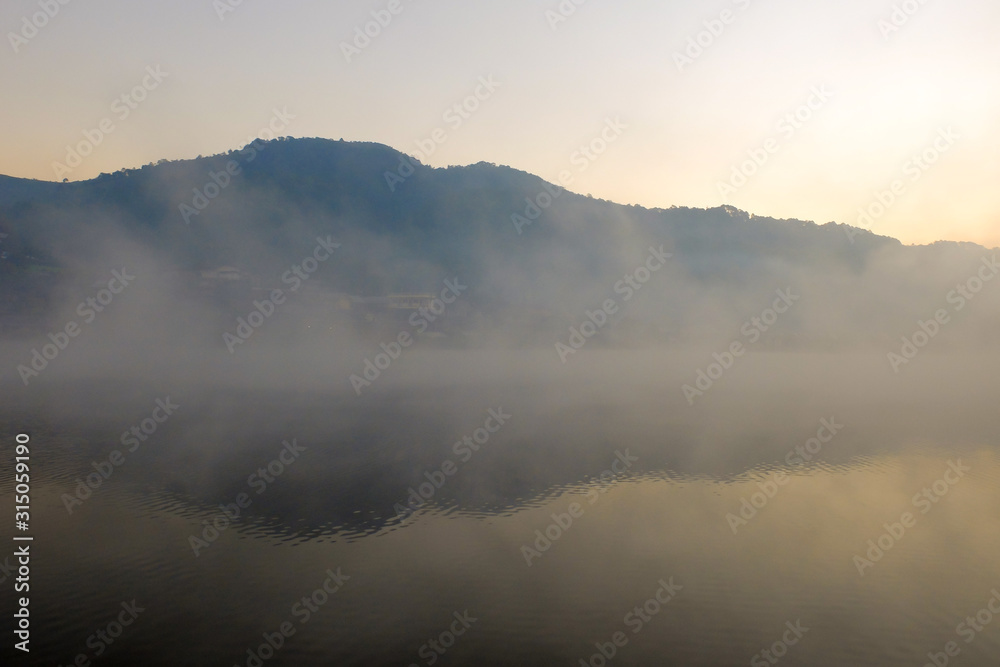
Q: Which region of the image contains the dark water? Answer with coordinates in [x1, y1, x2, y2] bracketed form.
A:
[2, 350, 1000, 666]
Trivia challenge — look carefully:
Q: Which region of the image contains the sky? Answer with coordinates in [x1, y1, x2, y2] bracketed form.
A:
[1, 0, 998, 248]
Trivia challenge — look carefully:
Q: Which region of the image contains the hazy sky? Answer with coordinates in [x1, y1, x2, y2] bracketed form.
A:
[2, 0, 998, 247]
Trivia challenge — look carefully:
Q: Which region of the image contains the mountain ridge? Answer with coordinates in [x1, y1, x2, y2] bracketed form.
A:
[0, 137, 940, 251]
[1, 137, 997, 348]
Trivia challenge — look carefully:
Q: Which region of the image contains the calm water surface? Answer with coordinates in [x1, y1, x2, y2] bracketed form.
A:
[2, 351, 999, 666]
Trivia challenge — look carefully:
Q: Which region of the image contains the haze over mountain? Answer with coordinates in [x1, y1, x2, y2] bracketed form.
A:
[1, 137, 998, 364]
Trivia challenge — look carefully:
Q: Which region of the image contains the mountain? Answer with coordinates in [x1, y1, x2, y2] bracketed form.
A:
[0, 137, 997, 348]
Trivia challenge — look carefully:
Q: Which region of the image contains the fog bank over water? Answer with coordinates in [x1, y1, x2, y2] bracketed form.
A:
[3, 140, 998, 540]
[4, 347, 998, 537]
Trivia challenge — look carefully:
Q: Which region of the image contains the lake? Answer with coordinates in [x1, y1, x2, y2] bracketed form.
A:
[3, 350, 999, 666]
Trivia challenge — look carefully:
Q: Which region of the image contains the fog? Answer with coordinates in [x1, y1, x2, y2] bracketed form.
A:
[4, 153, 1000, 666]
[2, 166, 999, 537]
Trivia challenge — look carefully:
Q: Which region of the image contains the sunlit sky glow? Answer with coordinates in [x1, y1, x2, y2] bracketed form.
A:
[2, 0, 999, 247]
